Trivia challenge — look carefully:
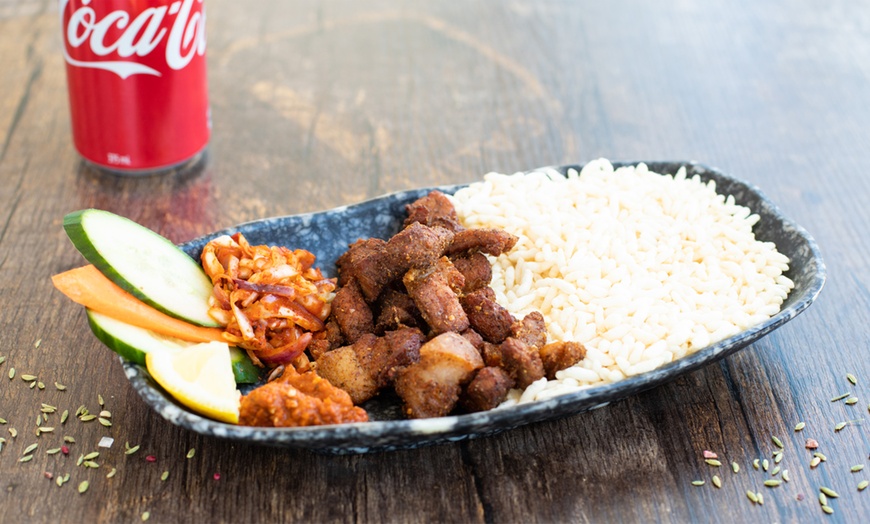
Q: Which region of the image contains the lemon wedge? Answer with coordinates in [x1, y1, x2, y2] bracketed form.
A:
[145, 341, 241, 424]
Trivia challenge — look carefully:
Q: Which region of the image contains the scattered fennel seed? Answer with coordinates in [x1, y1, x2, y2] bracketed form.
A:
[19, 455, 33, 463]
[858, 480, 869, 491]
[8, 367, 15, 379]
[107, 467, 117, 478]
[83, 452, 99, 460]
[125, 445, 140, 455]
[61, 410, 69, 424]
[712, 475, 721, 488]
[852, 465, 865, 472]
[746, 490, 758, 503]
[705, 459, 722, 467]
[774, 453, 783, 464]
[764, 480, 782, 488]
[46, 447, 61, 455]
[55, 382, 66, 391]
[835, 422, 847, 432]
[782, 470, 790, 482]
[771, 466, 781, 476]
[847, 373, 858, 385]
[822, 505, 834, 515]
[819, 493, 828, 506]
[731, 462, 740, 473]
[98, 394, 104, 406]
[98, 418, 112, 427]
[846, 397, 859, 405]
[815, 452, 827, 461]
[832, 392, 851, 402]
[161, 470, 169, 481]
[762, 459, 769, 471]
[78, 481, 89, 494]
[691, 480, 705, 486]
[795, 422, 806, 431]
[20, 374, 37, 382]
[24, 443, 38, 455]
[753, 459, 760, 470]
[811, 457, 822, 468]
[772, 436, 784, 449]
[37, 382, 45, 390]
[142, 511, 150, 521]
[820, 486, 839, 498]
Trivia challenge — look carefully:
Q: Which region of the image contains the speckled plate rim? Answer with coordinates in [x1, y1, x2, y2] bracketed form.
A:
[121, 160, 826, 453]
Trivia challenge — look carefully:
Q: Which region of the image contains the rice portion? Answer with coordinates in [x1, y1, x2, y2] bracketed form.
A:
[449, 159, 794, 405]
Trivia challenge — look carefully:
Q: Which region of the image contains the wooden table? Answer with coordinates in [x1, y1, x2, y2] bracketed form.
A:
[2, 0, 868, 521]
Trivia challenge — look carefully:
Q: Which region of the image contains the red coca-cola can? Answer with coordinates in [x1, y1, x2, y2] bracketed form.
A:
[59, 0, 210, 175]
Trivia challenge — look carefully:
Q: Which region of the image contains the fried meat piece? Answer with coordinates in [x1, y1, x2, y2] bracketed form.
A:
[374, 288, 421, 333]
[363, 327, 426, 387]
[239, 368, 368, 427]
[314, 335, 379, 405]
[451, 252, 492, 293]
[331, 279, 374, 343]
[386, 222, 455, 270]
[460, 366, 515, 413]
[499, 337, 545, 389]
[460, 328, 485, 354]
[539, 341, 587, 380]
[403, 257, 469, 334]
[307, 337, 331, 361]
[403, 190, 464, 232]
[460, 287, 515, 343]
[446, 228, 518, 257]
[481, 342, 503, 368]
[336, 238, 394, 301]
[510, 311, 547, 350]
[393, 332, 484, 418]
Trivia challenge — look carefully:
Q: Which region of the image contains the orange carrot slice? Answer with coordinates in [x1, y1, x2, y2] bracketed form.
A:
[52, 265, 225, 343]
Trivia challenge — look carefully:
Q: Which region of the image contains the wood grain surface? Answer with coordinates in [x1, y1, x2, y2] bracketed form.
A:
[2, 0, 869, 522]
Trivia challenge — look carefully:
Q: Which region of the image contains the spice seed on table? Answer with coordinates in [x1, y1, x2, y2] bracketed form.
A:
[832, 392, 851, 402]
[795, 421, 806, 431]
[820, 487, 840, 498]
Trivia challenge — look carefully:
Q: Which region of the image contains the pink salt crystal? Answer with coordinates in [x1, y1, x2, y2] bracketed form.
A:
[44, 472, 54, 480]
[702, 450, 718, 459]
[805, 439, 819, 450]
[213, 473, 221, 481]
[796, 493, 805, 501]
[61, 445, 69, 455]
[145, 455, 157, 462]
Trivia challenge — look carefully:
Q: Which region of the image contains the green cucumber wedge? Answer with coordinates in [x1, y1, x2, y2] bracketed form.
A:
[64, 209, 219, 327]
[87, 310, 260, 384]
[229, 347, 261, 384]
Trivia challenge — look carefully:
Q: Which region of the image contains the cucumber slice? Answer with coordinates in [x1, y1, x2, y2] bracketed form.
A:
[64, 209, 219, 327]
[87, 310, 260, 384]
[229, 347, 261, 384]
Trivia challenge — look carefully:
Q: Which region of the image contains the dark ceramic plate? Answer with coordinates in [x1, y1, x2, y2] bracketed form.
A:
[122, 161, 826, 454]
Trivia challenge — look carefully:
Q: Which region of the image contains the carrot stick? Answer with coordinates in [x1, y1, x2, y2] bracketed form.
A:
[52, 265, 225, 343]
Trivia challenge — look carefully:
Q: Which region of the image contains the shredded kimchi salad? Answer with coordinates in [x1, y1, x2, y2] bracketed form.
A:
[201, 233, 336, 369]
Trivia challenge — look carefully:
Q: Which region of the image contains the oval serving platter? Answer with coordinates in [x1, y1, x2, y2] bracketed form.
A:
[122, 161, 826, 454]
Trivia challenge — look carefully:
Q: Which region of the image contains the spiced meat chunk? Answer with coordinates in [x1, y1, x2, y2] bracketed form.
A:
[446, 228, 518, 257]
[403, 190, 464, 232]
[460, 287, 515, 344]
[331, 279, 374, 344]
[460, 366, 515, 413]
[314, 335, 379, 405]
[451, 252, 492, 293]
[538, 341, 587, 380]
[385, 222, 455, 271]
[394, 332, 484, 418]
[510, 311, 548, 350]
[460, 328, 485, 354]
[403, 257, 469, 334]
[239, 368, 368, 427]
[336, 238, 394, 301]
[499, 337, 545, 389]
[374, 288, 421, 333]
[364, 327, 426, 388]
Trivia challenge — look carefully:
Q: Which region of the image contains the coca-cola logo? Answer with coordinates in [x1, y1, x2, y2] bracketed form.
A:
[60, 0, 206, 79]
